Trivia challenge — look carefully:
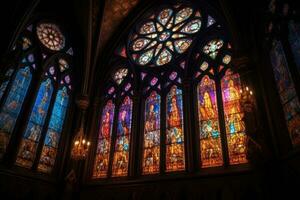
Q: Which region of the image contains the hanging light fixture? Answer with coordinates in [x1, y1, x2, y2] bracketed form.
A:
[71, 127, 90, 160]
[239, 85, 255, 113]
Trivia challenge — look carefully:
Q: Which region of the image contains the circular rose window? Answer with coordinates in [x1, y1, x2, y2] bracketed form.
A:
[129, 6, 202, 66]
[36, 23, 65, 51]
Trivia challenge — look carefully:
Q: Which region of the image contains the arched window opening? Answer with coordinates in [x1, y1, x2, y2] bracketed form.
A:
[143, 91, 161, 174]
[112, 96, 133, 177]
[270, 40, 300, 146]
[221, 70, 247, 165]
[197, 76, 223, 168]
[166, 85, 185, 172]
[0, 21, 74, 174]
[93, 100, 115, 178]
[92, 1, 252, 180]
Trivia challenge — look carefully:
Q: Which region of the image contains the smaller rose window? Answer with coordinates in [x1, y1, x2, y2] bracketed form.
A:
[129, 6, 202, 66]
[113, 68, 128, 85]
[36, 23, 65, 51]
[203, 39, 224, 59]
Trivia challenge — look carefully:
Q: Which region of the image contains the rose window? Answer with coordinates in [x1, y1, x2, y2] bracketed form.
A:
[36, 23, 65, 51]
[129, 6, 202, 66]
[203, 39, 224, 59]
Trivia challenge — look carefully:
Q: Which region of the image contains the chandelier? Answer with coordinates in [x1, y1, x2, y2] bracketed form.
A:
[71, 127, 91, 160]
[240, 85, 255, 113]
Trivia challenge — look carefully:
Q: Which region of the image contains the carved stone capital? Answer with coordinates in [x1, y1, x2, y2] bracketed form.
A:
[76, 95, 90, 110]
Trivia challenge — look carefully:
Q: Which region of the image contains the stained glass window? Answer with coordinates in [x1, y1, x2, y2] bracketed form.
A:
[203, 39, 224, 59]
[166, 86, 185, 171]
[36, 23, 65, 51]
[16, 78, 54, 168]
[113, 68, 128, 85]
[288, 21, 300, 74]
[112, 96, 133, 176]
[221, 70, 247, 165]
[197, 76, 223, 167]
[37, 86, 69, 173]
[93, 100, 115, 178]
[270, 40, 300, 145]
[143, 91, 160, 174]
[129, 6, 201, 66]
[0, 67, 32, 157]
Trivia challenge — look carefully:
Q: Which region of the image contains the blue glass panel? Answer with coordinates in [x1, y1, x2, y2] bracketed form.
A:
[270, 40, 300, 146]
[16, 78, 53, 168]
[38, 87, 69, 173]
[0, 67, 32, 157]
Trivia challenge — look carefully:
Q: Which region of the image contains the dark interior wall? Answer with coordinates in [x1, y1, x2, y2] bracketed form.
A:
[0, 0, 300, 199]
[81, 172, 265, 200]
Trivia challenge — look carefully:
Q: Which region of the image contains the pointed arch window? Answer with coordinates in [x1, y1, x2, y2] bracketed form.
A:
[197, 76, 223, 167]
[0, 54, 35, 157]
[270, 40, 300, 146]
[16, 78, 54, 168]
[166, 85, 185, 172]
[0, 21, 74, 173]
[195, 38, 248, 167]
[93, 100, 115, 178]
[93, 66, 134, 178]
[143, 91, 161, 174]
[112, 96, 133, 177]
[221, 70, 247, 164]
[92, 2, 252, 180]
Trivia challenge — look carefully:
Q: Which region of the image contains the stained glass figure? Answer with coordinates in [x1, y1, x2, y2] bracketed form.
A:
[270, 40, 300, 145]
[288, 21, 300, 74]
[129, 7, 201, 66]
[166, 86, 185, 171]
[22, 37, 32, 50]
[37, 87, 69, 173]
[203, 39, 224, 59]
[16, 78, 53, 168]
[0, 67, 32, 157]
[221, 70, 247, 165]
[36, 23, 65, 51]
[223, 55, 231, 65]
[58, 58, 69, 72]
[112, 97, 133, 176]
[113, 68, 128, 85]
[197, 76, 223, 167]
[143, 91, 160, 174]
[93, 100, 115, 178]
